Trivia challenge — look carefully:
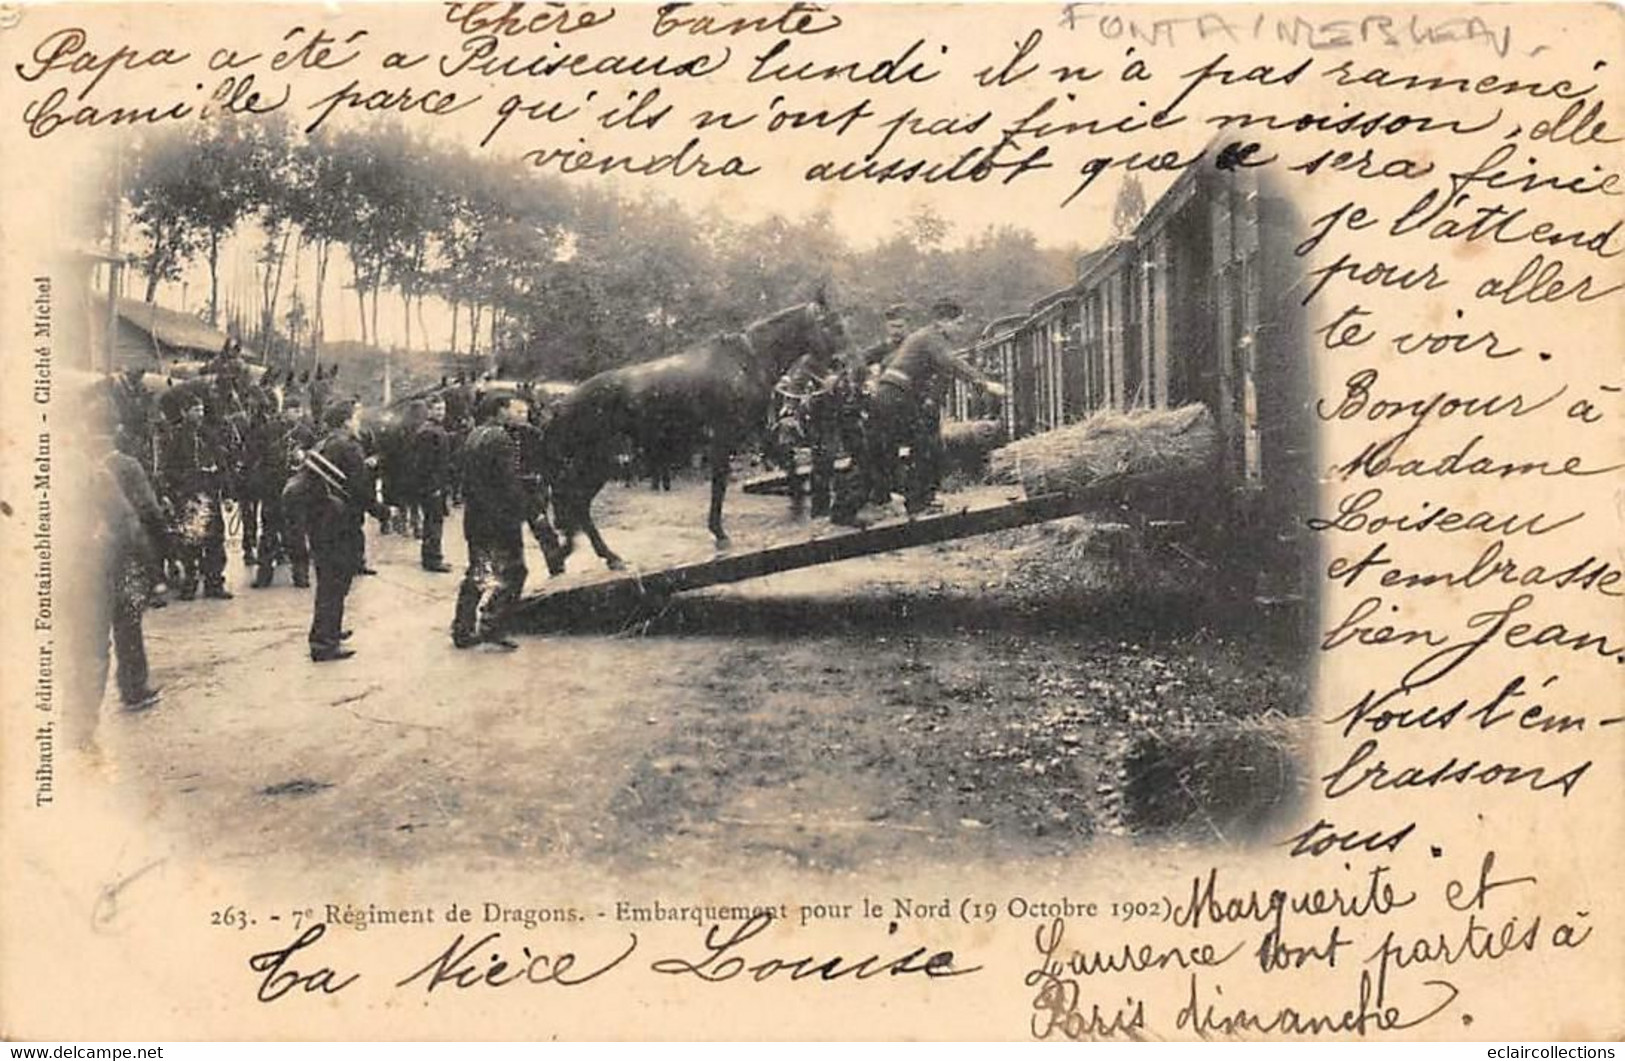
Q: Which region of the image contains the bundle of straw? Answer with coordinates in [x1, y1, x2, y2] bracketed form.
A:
[987, 403, 1217, 498]
[941, 418, 1003, 452]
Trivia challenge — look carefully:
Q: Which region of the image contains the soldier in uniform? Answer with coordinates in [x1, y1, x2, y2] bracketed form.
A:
[451, 394, 535, 651]
[110, 367, 159, 479]
[351, 401, 383, 576]
[67, 398, 166, 758]
[249, 398, 317, 589]
[864, 298, 1005, 517]
[414, 396, 455, 573]
[297, 400, 387, 662]
[235, 395, 270, 568]
[830, 304, 911, 526]
[159, 395, 233, 600]
[94, 403, 166, 712]
[770, 343, 841, 517]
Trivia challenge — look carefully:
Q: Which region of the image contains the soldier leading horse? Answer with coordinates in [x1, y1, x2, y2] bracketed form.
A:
[544, 299, 846, 571]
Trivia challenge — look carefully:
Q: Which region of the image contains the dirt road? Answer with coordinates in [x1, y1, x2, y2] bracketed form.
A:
[100, 478, 1312, 881]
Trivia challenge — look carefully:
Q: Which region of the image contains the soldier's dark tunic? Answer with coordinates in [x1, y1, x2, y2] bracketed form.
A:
[829, 334, 901, 522]
[867, 323, 992, 514]
[111, 372, 159, 478]
[772, 352, 840, 516]
[93, 451, 164, 707]
[250, 413, 316, 588]
[377, 414, 425, 536]
[452, 423, 532, 645]
[236, 407, 271, 565]
[302, 430, 379, 656]
[412, 417, 453, 570]
[159, 418, 230, 598]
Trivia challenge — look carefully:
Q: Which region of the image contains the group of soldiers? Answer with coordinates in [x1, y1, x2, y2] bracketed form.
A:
[85, 340, 545, 746]
[769, 298, 1006, 526]
[78, 298, 1005, 741]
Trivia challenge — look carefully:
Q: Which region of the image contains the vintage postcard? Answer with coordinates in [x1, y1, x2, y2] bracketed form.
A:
[0, 0, 1620, 1042]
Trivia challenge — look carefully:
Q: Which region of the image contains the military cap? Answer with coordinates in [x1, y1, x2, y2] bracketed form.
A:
[931, 298, 964, 320]
[321, 400, 355, 429]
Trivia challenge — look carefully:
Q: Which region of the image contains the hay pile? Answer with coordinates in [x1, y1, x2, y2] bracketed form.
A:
[939, 418, 1004, 483]
[988, 404, 1217, 498]
[941, 418, 1003, 452]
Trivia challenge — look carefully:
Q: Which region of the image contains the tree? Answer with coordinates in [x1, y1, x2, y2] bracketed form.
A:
[183, 117, 283, 327]
[125, 132, 201, 304]
[281, 125, 359, 366]
[903, 202, 952, 250]
[1112, 173, 1147, 239]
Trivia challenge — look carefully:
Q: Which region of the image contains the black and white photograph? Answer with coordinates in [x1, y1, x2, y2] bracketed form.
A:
[57, 116, 1317, 873]
[2, 1, 1620, 1044]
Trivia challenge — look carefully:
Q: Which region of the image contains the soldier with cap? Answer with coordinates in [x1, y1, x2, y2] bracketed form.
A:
[829, 303, 911, 523]
[296, 400, 387, 662]
[770, 338, 842, 517]
[110, 367, 160, 479]
[451, 393, 535, 650]
[856, 298, 1005, 519]
[90, 393, 166, 715]
[414, 395, 455, 573]
[850, 303, 911, 389]
[158, 394, 233, 599]
[249, 397, 318, 589]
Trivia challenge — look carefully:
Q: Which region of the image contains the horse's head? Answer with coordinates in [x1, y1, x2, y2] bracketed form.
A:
[745, 300, 847, 382]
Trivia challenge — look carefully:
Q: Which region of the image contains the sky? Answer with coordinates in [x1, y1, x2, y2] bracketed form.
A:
[82, 1, 1195, 351]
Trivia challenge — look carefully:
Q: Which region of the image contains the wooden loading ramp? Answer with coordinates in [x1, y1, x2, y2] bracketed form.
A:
[513, 488, 1100, 629]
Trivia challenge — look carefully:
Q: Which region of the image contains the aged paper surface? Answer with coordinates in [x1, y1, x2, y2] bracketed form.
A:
[1, 0, 1621, 1041]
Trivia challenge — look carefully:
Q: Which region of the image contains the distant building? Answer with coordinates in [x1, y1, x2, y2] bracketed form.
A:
[108, 298, 248, 371]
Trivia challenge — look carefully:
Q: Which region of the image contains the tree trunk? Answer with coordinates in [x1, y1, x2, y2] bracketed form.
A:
[353, 259, 369, 348]
[376, 282, 390, 405]
[207, 230, 220, 328]
[143, 223, 164, 303]
[266, 225, 293, 362]
[402, 290, 412, 354]
[416, 296, 430, 354]
[287, 236, 304, 372]
[449, 298, 459, 356]
[311, 240, 330, 365]
[469, 302, 482, 358]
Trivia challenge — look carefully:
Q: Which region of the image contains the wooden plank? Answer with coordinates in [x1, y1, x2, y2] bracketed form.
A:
[739, 455, 856, 496]
[515, 490, 1092, 626]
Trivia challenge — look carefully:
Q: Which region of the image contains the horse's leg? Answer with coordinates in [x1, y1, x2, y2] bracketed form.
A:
[766, 435, 803, 516]
[572, 480, 625, 571]
[707, 440, 731, 546]
[527, 489, 569, 577]
[786, 464, 806, 516]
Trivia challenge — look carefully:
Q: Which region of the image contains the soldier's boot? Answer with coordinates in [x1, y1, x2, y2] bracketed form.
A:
[451, 576, 483, 648]
[809, 467, 833, 518]
[251, 562, 275, 589]
[291, 562, 311, 589]
[175, 560, 199, 601]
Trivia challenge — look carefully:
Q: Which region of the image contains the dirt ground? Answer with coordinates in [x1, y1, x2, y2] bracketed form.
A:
[99, 476, 1314, 881]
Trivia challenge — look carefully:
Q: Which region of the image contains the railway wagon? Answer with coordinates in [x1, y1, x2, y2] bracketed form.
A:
[951, 163, 1313, 595]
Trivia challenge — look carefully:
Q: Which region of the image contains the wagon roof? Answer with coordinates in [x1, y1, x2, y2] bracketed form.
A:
[116, 298, 242, 359]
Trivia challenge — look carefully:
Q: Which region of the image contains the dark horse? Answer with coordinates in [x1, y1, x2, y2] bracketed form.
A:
[544, 299, 846, 571]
